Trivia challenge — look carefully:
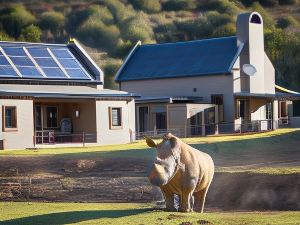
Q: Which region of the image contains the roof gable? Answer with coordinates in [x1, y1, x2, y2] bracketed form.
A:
[116, 36, 242, 82]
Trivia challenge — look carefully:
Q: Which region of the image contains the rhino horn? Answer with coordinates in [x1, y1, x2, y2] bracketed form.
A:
[144, 136, 157, 148]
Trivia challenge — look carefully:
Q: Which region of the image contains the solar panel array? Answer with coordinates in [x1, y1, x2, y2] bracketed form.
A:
[0, 45, 93, 80]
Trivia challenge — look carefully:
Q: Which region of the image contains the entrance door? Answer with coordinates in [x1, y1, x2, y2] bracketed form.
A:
[190, 112, 202, 135]
[156, 112, 166, 130]
[46, 106, 58, 128]
[138, 106, 149, 132]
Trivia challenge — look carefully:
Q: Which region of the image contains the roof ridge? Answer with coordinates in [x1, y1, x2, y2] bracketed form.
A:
[141, 36, 237, 47]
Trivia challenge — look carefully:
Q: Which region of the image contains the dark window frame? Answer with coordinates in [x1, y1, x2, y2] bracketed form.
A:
[109, 107, 122, 130]
[2, 106, 18, 132]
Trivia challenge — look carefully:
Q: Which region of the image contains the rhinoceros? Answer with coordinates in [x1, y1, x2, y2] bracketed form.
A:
[146, 133, 214, 213]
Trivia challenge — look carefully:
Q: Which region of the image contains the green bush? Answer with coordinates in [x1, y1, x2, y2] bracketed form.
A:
[120, 13, 153, 43]
[103, 0, 134, 23]
[162, 0, 197, 11]
[201, 0, 240, 15]
[85, 5, 114, 25]
[278, 0, 297, 4]
[0, 30, 14, 41]
[19, 24, 41, 42]
[39, 11, 65, 34]
[258, 0, 278, 7]
[130, 0, 161, 13]
[78, 18, 120, 50]
[277, 16, 299, 29]
[212, 23, 236, 37]
[0, 4, 35, 38]
[205, 11, 233, 27]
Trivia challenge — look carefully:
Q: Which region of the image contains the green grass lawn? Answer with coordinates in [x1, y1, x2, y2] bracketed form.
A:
[0, 202, 299, 225]
[1, 128, 300, 175]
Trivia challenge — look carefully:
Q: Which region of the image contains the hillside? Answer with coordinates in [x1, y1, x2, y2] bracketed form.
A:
[0, 0, 300, 90]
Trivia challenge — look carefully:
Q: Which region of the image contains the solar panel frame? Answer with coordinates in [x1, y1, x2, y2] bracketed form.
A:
[35, 58, 58, 68]
[42, 67, 68, 78]
[17, 66, 43, 78]
[27, 47, 51, 58]
[2, 47, 27, 56]
[10, 56, 35, 67]
[0, 56, 10, 66]
[0, 44, 95, 80]
[0, 65, 19, 77]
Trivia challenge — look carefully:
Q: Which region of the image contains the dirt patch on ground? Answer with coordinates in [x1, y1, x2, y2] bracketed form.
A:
[0, 156, 299, 210]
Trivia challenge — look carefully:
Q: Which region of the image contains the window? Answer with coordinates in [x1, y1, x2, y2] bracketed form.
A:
[266, 102, 272, 120]
[110, 107, 122, 129]
[46, 106, 58, 128]
[2, 106, 17, 131]
[211, 95, 224, 122]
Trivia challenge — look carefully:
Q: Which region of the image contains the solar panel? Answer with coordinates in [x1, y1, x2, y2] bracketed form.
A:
[42, 67, 67, 78]
[51, 49, 73, 58]
[17, 66, 43, 77]
[27, 48, 50, 57]
[65, 68, 89, 79]
[10, 57, 34, 66]
[0, 66, 18, 77]
[2, 47, 27, 56]
[57, 58, 80, 68]
[35, 58, 58, 67]
[0, 56, 10, 65]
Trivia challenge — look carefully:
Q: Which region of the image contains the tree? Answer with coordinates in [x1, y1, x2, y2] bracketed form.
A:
[19, 24, 41, 42]
[277, 16, 299, 29]
[0, 4, 35, 38]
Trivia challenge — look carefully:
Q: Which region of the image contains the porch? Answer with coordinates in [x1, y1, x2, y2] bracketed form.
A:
[33, 99, 97, 146]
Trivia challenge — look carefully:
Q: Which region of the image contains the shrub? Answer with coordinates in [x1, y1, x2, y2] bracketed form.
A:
[0, 30, 14, 41]
[212, 23, 236, 37]
[278, 0, 297, 4]
[258, 0, 278, 7]
[39, 11, 65, 35]
[277, 16, 299, 29]
[19, 24, 41, 42]
[205, 11, 233, 27]
[103, 0, 134, 23]
[121, 12, 153, 43]
[103, 60, 123, 89]
[85, 5, 114, 25]
[0, 4, 35, 38]
[162, 0, 197, 11]
[78, 19, 120, 50]
[201, 0, 240, 15]
[130, 0, 161, 13]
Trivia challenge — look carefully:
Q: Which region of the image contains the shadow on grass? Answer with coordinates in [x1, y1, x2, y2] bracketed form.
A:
[0, 208, 150, 225]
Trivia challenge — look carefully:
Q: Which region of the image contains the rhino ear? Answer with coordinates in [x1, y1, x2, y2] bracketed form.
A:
[145, 136, 157, 148]
[169, 137, 178, 149]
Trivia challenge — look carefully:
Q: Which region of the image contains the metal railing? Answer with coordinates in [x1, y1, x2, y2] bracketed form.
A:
[34, 131, 97, 146]
[135, 120, 274, 139]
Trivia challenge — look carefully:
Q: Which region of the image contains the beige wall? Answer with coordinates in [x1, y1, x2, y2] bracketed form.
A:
[96, 99, 135, 145]
[0, 99, 34, 149]
[121, 75, 235, 122]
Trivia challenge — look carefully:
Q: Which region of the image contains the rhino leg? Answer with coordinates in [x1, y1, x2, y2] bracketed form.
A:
[161, 188, 176, 211]
[179, 190, 193, 212]
[193, 187, 209, 213]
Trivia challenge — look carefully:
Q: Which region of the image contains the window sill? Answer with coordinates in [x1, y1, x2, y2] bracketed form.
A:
[3, 128, 18, 132]
[110, 126, 123, 130]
